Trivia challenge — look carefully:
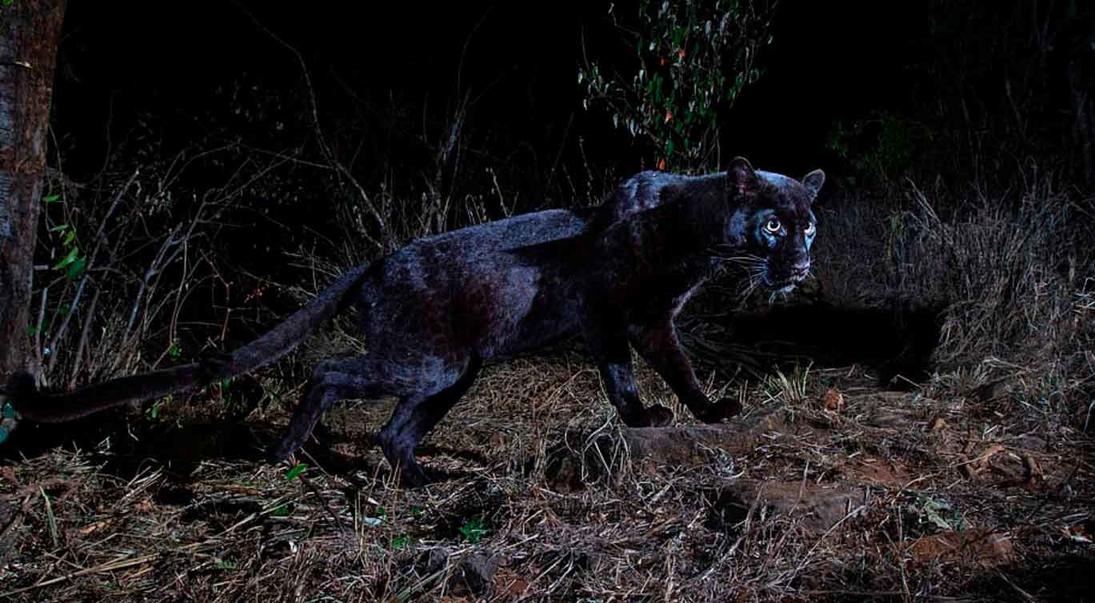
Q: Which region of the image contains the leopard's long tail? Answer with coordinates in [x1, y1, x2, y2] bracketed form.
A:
[2, 264, 370, 424]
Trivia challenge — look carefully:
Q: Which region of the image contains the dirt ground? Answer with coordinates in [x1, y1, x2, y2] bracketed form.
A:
[1, 352, 1093, 602]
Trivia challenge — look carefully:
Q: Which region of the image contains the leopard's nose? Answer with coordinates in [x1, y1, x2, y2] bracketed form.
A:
[790, 261, 810, 280]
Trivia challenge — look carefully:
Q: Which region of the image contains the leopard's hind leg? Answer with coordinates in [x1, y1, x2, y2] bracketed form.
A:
[376, 354, 481, 487]
[267, 356, 385, 461]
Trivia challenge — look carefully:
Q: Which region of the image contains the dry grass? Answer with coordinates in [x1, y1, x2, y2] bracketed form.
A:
[816, 174, 1095, 422]
[2, 354, 1093, 601]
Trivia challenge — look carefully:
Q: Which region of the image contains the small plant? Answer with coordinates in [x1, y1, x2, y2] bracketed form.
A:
[826, 112, 934, 181]
[458, 516, 488, 544]
[49, 223, 87, 281]
[904, 493, 966, 533]
[284, 463, 308, 481]
[579, 0, 777, 171]
[390, 534, 410, 550]
[764, 364, 811, 406]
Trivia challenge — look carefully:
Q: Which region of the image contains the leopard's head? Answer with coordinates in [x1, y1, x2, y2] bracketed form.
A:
[720, 157, 825, 293]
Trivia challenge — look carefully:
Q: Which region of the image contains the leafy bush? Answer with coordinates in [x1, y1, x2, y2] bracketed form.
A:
[579, 0, 777, 171]
[826, 113, 936, 183]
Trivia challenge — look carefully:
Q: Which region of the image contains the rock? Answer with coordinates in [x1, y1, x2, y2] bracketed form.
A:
[544, 408, 801, 487]
[622, 408, 788, 467]
[743, 480, 865, 532]
[706, 479, 865, 534]
[424, 546, 451, 574]
[838, 456, 912, 487]
[908, 530, 1015, 568]
[452, 551, 499, 596]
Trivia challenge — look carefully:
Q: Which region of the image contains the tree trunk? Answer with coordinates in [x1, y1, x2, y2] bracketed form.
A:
[0, 1, 66, 379]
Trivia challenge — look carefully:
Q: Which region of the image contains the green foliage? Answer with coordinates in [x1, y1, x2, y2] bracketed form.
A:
[284, 463, 308, 481]
[905, 493, 966, 533]
[579, 0, 777, 171]
[458, 516, 488, 543]
[826, 112, 934, 182]
[168, 342, 182, 360]
[390, 534, 410, 550]
[48, 224, 88, 281]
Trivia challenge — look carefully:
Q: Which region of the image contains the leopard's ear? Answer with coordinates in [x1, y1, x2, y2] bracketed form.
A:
[802, 169, 826, 201]
[726, 156, 760, 197]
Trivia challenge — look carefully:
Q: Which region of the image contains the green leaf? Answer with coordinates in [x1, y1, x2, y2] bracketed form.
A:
[52, 247, 79, 271]
[168, 342, 182, 360]
[42, 193, 61, 204]
[391, 534, 410, 550]
[284, 463, 308, 481]
[271, 504, 291, 517]
[65, 256, 87, 281]
[458, 516, 488, 544]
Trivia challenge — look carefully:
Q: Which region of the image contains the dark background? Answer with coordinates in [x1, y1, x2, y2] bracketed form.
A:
[51, 0, 1044, 192]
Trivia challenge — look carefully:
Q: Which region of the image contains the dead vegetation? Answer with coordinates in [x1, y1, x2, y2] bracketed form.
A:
[2, 342, 1093, 601]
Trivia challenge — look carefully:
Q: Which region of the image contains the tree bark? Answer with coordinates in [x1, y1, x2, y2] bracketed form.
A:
[0, 1, 66, 379]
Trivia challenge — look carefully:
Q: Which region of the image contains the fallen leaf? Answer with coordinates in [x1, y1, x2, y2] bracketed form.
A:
[79, 520, 110, 535]
[820, 388, 844, 412]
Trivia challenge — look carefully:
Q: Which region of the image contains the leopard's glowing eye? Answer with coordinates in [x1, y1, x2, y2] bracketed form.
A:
[764, 217, 782, 234]
[804, 222, 816, 235]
